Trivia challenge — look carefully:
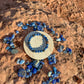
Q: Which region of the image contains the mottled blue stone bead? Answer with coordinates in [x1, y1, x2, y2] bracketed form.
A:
[19, 60, 25, 64]
[48, 77, 54, 82]
[25, 74, 29, 78]
[56, 38, 62, 42]
[25, 61, 30, 65]
[48, 71, 52, 77]
[29, 72, 32, 77]
[22, 25, 28, 29]
[42, 81, 47, 84]
[10, 42, 14, 47]
[52, 79, 56, 84]
[30, 22, 36, 26]
[18, 68, 26, 78]
[56, 78, 60, 82]
[42, 23, 46, 28]
[10, 34, 15, 40]
[26, 68, 30, 72]
[15, 30, 19, 34]
[27, 64, 32, 69]
[62, 37, 66, 41]
[6, 46, 10, 50]
[52, 31, 55, 35]
[46, 80, 50, 84]
[32, 68, 37, 74]
[36, 22, 41, 25]
[26, 23, 29, 26]
[34, 61, 40, 68]
[17, 59, 20, 64]
[60, 35, 63, 38]
[37, 64, 43, 71]
[17, 22, 23, 27]
[53, 67, 57, 74]
[3, 37, 10, 43]
[40, 61, 44, 65]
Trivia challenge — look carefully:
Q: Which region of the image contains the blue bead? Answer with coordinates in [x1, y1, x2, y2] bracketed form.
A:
[15, 30, 19, 34]
[52, 74, 58, 78]
[60, 35, 63, 38]
[56, 33, 58, 36]
[30, 22, 36, 26]
[42, 23, 46, 28]
[22, 25, 28, 29]
[56, 78, 60, 82]
[42, 81, 47, 84]
[37, 64, 43, 71]
[18, 68, 26, 77]
[40, 61, 44, 65]
[10, 34, 15, 40]
[56, 38, 62, 41]
[26, 23, 29, 26]
[27, 64, 32, 69]
[32, 68, 37, 74]
[3, 37, 10, 43]
[48, 77, 54, 82]
[17, 22, 23, 27]
[6, 46, 10, 50]
[19, 60, 25, 64]
[26, 68, 30, 72]
[62, 38, 66, 41]
[52, 31, 55, 35]
[10, 42, 14, 47]
[53, 67, 57, 74]
[17, 59, 20, 64]
[48, 71, 52, 77]
[25, 74, 29, 78]
[46, 80, 50, 84]
[33, 61, 40, 68]
[11, 45, 15, 48]
[52, 79, 56, 84]
[36, 22, 41, 25]
[25, 61, 30, 65]
[29, 72, 32, 77]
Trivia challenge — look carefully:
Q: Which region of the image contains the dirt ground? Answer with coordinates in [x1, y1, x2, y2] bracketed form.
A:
[0, 0, 84, 84]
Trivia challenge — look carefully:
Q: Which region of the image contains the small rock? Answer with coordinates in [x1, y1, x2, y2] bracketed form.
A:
[10, 49, 18, 54]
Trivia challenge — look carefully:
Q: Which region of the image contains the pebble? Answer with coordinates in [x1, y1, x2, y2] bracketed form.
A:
[10, 49, 18, 54]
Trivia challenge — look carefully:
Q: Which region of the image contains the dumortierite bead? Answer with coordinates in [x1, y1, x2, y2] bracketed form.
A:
[32, 68, 37, 74]
[10, 34, 15, 41]
[27, 64, 32, 69]
[25, 74, 29, 78]
[6, 46, 10, 50]
[53, 67, 57, 74]
[18, 68, 26, 77]
[56, 78, 60, 82]
[22, 25, 28, 29]
[36, 22, 41, 25]
[26, 68, 30, 72]
[29, 72, 32, 77]
[42, 81, 47, 84]
[52, 79, 56, 84]
[17, 59, 20, 64]
[30, 22, 36, 27]
[15, 30, 19, 34]
[26, 23, 29, 26]
[17, 22, 23, 27]
[48, 71, 52, 77]
[19, 60, 25, 64]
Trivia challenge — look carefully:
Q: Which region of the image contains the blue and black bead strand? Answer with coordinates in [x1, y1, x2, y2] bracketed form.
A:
[27, 32, 49, 53]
